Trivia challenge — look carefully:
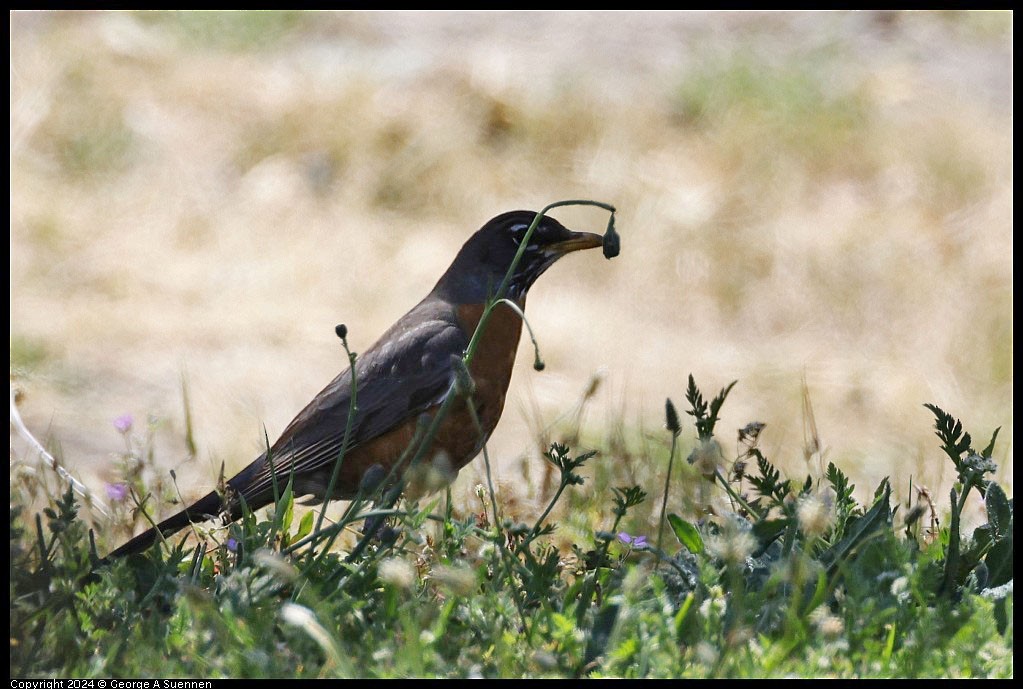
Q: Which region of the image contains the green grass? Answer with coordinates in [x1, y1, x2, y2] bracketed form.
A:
[8, 12, 1012, 679]
[136, 10, 311, 52]
[9, 378, 1012, 678]
[10, 335, 51, 373]
[671, 48, 877, 180]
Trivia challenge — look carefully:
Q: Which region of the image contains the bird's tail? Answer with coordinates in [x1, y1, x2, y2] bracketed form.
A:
[105, 490, 224, 559]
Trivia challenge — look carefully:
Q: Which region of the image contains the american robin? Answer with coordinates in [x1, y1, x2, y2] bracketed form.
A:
[108, 210, 607, 558]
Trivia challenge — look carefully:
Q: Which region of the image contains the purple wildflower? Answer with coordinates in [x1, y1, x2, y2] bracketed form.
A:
[226, 538, 239, 552]
[105, 482, 129, 502]
[618, 532, 648, 548]
[113, 414, 133, 434]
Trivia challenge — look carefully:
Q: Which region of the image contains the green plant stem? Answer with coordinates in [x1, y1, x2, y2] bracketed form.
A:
[462, 201, 615, 366]
[309, 341, 360, 567]
[493, 298, 544, 368]
[714, 469, 762, 520]
[344, 200, 615, 560]
[521, 475, 574, 553]
[575, 509, 629, 626]
[657, 430, 680, 552]
[463, 398, 532, 638]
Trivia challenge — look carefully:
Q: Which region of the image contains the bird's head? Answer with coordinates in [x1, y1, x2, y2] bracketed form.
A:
[434, 210, 603, 302]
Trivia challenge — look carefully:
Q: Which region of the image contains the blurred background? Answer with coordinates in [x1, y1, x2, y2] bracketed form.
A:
[10, 11, 1012, 525]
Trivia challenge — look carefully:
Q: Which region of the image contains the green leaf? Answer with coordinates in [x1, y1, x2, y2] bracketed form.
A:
[674, 591, 697, 643]
[984, 532, 1013, 588]
[667, 514, 703, 554]
[748, 453, 791, 507]
[279, 480, 295, 534]
[924, 403, 972, 469]
[821, 481, 892, 573]
[582, 604, 620, 671]
[808, 567, 828, 611]
[940, 487, 962, 597]
[296, 509, 314, 541]
[980, 426, 1001, 458]
[984, 482, 1011, 538]
[684, 375, 736, 440]
[751, 518, 788, 556]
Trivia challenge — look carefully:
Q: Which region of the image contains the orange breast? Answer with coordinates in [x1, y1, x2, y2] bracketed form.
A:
[454, 300, 524, 451]
[319, 300, 525, 498]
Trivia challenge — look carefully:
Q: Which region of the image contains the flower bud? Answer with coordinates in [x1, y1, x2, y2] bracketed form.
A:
[602, 214, 621, 259]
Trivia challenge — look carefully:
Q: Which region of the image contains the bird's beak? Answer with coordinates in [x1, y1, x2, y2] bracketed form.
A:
[548, 231, 604, 255]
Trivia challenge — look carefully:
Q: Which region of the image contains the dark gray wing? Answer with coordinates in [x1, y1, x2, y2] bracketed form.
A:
[229, 299, 467, 502]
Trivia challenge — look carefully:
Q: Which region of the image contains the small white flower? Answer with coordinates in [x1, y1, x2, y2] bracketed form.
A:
[688, 438, 725, 478]
[706, 528, 756, 566]
[810, 606, 845, 638]
[281, 603, 342, 666]
[890, 575, 910, 602]
[695, 641, 718, 665]
[797, 490, 835, 538]
[377, 557, 416, 589]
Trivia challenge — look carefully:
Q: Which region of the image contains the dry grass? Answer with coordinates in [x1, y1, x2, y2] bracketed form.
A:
[10, 11, 1012, 523]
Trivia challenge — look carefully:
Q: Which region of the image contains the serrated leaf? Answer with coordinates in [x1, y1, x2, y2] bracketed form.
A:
[801, 474, 813, 494]
[749, 454, 791, 507]
[667, 514, 703, 554]
[826, 462, 856, 509]
[924, 403, 973, 467]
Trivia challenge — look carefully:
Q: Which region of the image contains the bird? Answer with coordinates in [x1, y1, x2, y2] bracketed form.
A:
[107, 210, 608, 558]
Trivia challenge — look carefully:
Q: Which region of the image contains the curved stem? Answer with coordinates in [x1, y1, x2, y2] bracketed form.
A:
[493, 298, 544, 369]
[463, 200, 616, 367]
[337, 200, 615, 565]
[714, 469, 761, 520]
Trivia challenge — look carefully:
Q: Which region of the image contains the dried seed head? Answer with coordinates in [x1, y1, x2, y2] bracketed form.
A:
[738, 421, 766, 445]
[665, 398, 681, 435]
